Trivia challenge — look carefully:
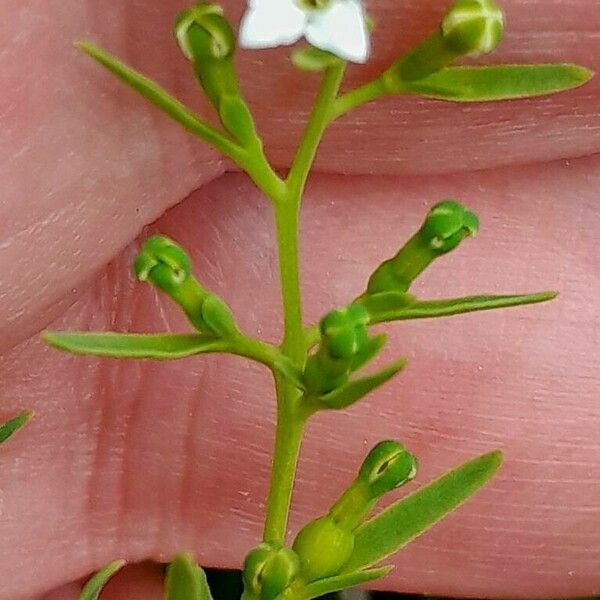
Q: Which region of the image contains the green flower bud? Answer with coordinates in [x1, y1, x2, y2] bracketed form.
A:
[175, 3, 235, 61]
[175, 4, 260, 148]
[325, 440, 416, 532]
[441, 0, 504, 57]
[292, 516, 355, 582]
[303, 354, 349, 395]
[134, 235, 191, 294]
[174, 4, 239, 107]
[358, 440, 418, 498]
[303, 304, 373, 396]
[218, 94, 260, 148]
[321, 304, 369, 359]
[383, 32, 461, 84]
[366, 200, 479, 295]
[200, 294, 238, 336]
[420, 200, 479, 254]
[134, 235, 238, 336]
[243, 542, 300, 600]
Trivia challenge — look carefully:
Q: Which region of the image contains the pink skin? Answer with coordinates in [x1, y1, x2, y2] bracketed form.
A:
[0, 0, 599, 598]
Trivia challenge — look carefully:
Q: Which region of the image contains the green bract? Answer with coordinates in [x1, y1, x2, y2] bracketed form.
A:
[39, 0, 592, 597]
[399, 64, 593, 102]
[78, 561, 125, 600]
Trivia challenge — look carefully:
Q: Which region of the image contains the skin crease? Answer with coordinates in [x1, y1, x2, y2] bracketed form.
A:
[0, 0, 599, 598]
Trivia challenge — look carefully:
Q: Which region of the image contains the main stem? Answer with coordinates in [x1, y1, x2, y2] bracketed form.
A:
[262, 64, 346, 544]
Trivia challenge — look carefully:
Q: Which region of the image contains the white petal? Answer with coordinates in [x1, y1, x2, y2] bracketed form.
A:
[239, 0, 306, 49]
[305, 0, 370, 63]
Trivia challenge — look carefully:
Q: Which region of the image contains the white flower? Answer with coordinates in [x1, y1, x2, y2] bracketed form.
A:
[239, 0, 370, 64]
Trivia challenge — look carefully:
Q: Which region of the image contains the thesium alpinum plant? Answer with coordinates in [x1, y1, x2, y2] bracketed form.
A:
[2, 0, 587, 596]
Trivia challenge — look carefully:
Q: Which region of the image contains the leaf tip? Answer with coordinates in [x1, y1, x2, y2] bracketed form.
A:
[41, 330, 62, 349]
[485, 449, 504, 474]
[396, 356, 409, 371]
[19, 409, 35, 424]
[576, 65, 594, 84]
[74, 40, 94, 54]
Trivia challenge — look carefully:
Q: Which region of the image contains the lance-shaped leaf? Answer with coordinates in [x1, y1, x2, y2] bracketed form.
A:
[318, 358, 408, 410]
[76, 42, 239, 157]
[342, 451, 503, 572]
[301, 566, 392, 599]
[362, 291, 557, 325]
[0, 410, 33, 445]
[399, 64, 592, 102]
[79, 560, 125, 600]
[349, 334, 387, 373]
[43, 331, 228, 360]
[165, 553, 213, 600]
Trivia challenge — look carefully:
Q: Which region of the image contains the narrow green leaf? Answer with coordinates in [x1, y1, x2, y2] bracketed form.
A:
[301, 566, 392, 599]
[0, 410, 33, 445]
[79, 560, 125, 600]
[43, 331, 227, 360]
[400, 64, 593, 102]
[75, 42, 239, 156]
[349, 334, 387, 373]
[319, 358, 408, 410]
[365, 291, 557, 325]
[165, 553, 213, 600]
[343, 451, 503, 572]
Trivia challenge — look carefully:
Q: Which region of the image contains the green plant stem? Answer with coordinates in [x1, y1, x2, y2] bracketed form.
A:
[262, 384, 309, 542]
[286, 63, 347, 197]
[330, 77, 388, 121]
[262, 64, 347, 544]
[243, 148, 287, 204]
[230, 335, 287, 373]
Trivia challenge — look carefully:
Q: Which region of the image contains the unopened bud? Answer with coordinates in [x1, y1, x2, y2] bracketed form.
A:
[303, 304, 372, 395]
[441, 0, 504, 57]
[420, 200, 479, 253]
[134, 235, 237, 336]
[358, 440, 417, 498]
[175, 4, 261, 147]
[292, 516, 355, 582]
[175, 3, 235, 61]
[366, 200, 479, 295]
[174, 3, 239, 108]
[134, 235, 191, 295]
[242, 543, 300, 600]
[382, 0, 503, 86]
[321, 304, 369, 359]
